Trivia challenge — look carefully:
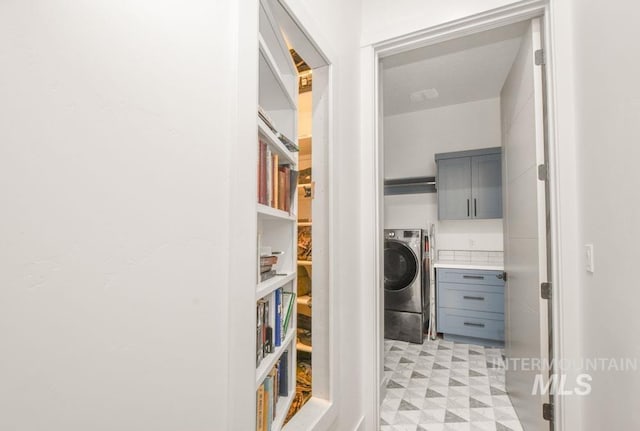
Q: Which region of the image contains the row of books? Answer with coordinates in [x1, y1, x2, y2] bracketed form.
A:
[256, 288, 296, 367]
[257, 140, 298, 212]
[260, 255, 278, 283]
[256, 353, 289, 431]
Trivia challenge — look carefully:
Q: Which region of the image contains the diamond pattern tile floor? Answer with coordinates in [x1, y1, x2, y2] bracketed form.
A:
[381, 338, 523, 431]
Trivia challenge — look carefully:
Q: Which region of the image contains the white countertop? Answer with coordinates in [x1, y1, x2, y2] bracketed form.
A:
[433, 260, 504, 271]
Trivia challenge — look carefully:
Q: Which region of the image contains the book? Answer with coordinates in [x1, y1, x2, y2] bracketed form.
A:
[258, 141, 267, 205]
[282, 292, 296, 335]
[277, 132, 299, 152]
[260, 255, 278, 266]
[271, 153, 279, 208]
[278, 167, 286, 211]
[260, 264, 273, 273]
[265, 326, 273, 355]
[269, 367, 278, 421]
[266, 146, 272, 207]
[278, 352, 289, 396]
[264, 375, 274, 431]
[260, 269, 277, 282]
[256, 384, 265, 431]
[263, 300, 271, 355]
[258, 106, 277, 134]
[274, 288, 282, 347]
[256, 301, 265, 366]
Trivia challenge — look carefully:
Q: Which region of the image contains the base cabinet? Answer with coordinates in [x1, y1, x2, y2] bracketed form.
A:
[436, 268, 505, 345]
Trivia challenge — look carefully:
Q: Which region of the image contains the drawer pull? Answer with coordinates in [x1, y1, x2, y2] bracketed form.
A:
[463, 275, 484, 280]
[464, 322, 485, 328]
[463, 295, 485, 301]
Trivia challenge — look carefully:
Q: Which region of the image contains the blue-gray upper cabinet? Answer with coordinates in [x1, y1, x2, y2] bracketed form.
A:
[435, 147, 502, 220]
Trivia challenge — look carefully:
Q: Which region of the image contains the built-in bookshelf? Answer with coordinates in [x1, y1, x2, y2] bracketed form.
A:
[255, 1, 299, 430]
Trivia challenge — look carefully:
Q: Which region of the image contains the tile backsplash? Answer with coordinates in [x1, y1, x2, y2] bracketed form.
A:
[437, 249, 504, 264]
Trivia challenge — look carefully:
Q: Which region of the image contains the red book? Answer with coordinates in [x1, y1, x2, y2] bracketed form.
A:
[283, 165, 291, 213]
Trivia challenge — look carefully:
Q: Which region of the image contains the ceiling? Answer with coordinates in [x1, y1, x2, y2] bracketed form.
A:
[382, 22, 528, 116]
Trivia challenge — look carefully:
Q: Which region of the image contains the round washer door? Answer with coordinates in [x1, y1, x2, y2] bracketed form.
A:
[384, 239, 419, 292]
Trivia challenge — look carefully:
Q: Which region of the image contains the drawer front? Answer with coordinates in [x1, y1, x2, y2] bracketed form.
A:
[438, 285, 504, 313]
[437, 268, 505, 287]
[438, 308, 504, 341]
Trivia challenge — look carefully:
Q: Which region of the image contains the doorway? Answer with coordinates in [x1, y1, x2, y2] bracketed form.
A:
[363, 4, 559, 430]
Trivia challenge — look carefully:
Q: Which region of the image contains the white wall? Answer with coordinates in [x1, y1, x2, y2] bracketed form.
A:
[0, 1, 234, 430]
[570, 0, 640, 429]
[384, 98, 504, 251]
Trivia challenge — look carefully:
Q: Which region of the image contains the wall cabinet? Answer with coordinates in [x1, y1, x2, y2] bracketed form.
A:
[436, 268, 505, 345]
[435, 147, 502, 220]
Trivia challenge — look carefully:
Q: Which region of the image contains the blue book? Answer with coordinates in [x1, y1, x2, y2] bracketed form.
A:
[274, 289, 282, 347]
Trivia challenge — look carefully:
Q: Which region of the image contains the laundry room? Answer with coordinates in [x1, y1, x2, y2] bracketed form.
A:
[380, 19, 550, 430]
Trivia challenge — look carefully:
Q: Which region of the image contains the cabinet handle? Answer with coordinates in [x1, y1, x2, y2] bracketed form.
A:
[463, 295, 485, 301]
[463, 275, 484, 280]
[474, 198, 477, 217]
[464, 322, 485, 328]
[467, 199, 470, 217]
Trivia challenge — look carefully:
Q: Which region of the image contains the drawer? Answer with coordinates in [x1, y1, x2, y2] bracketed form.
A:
[437, 268, 505, 287]
[438, 308, 504, 341]
[438, 285, 504, 313]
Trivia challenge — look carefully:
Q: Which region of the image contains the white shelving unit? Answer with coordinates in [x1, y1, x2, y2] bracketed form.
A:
[255, 1, 299, 430]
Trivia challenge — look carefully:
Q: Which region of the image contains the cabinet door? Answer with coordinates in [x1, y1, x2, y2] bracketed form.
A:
[437, 157, 472, 220]
[471, 153, 502, 219]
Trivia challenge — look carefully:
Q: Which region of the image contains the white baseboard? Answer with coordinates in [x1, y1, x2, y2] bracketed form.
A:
[380, 376, 388, 404]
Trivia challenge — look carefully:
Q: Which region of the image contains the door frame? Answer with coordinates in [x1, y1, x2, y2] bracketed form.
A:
[359, 1, 568, 429]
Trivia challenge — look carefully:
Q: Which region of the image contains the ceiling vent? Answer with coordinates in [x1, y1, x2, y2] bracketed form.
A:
[410, 88, 439, 103]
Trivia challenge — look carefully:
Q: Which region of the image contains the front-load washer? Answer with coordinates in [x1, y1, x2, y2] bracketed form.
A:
[384, 228, 426, 344]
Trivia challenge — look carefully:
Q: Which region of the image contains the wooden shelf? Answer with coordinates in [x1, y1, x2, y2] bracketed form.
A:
[258, 117, 297, 165]
[256, 272, 296, 301]
[256, 329, 295, 387]
[257, 203, 296, 221]
[297, 222, 312, 227]
[297, 260, 312, 267]
[296, 342, 312, 353]
[296, 295, 311, 306]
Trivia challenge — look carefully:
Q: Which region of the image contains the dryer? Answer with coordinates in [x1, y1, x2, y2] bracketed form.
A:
[384, 228, 428, 344]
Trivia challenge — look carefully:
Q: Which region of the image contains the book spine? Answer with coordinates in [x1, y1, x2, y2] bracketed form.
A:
[274, 289, 282, 347]
[278, 352, 288, 396]
[282, 292, 296, 335]
[271, 154, 280, 208]
[266, 146, 272, 208]
[258, 141, 266, 205]
[278, 167, 286, 211]
[256, 384, 265, 431]
[265, 375, 273, 431]
[285, 165, 291, 213]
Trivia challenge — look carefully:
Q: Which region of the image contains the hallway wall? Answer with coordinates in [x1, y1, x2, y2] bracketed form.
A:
[570, 0, 640, 429]
[0, 1, 236, 430]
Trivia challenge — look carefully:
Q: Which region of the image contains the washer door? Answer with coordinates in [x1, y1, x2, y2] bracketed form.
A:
[384, 239, 419, 292]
